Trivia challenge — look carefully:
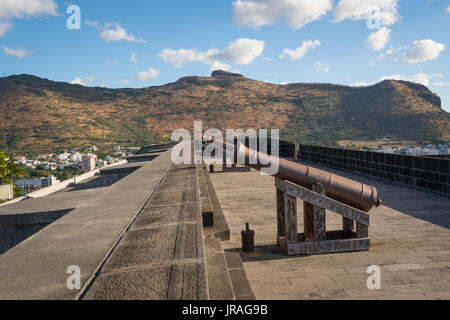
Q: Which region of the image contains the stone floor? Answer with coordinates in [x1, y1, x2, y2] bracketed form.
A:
[210, 163, 450, 300]
[84, 164, 208, 300]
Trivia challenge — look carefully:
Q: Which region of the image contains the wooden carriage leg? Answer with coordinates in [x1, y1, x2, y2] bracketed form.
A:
[304, 184, 326, 242]
[343, 217, 354, 237]
[312, 184, 326, 241]
[284, 193, 297, 243]
[276, 188, 285, 239]
[303, 201, 314, 242]
[312, 205, 326, 241]
[356, 222, 368, 238]
[304, 203, 327, 241]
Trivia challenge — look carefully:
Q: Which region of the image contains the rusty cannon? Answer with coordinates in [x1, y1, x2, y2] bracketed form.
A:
[232, 143, 381, 212]
[216, 141, 381, 255]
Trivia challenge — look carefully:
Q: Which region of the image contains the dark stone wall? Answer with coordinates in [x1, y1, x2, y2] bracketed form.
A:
[298, 145, 449, 196]
[237, 138, 297, 158]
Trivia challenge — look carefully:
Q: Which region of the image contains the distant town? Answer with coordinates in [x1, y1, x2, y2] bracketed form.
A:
[341, 139, 450, 156]
[10, 145, 139, 196]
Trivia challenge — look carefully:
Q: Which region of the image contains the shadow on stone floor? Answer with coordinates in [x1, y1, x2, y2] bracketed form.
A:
[377, 186, 450, 230]
[296, 160, 450, 230]
[225, 244, 312, 262]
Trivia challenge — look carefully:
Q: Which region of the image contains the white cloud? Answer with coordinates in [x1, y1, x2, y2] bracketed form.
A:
[279, 40, 321, 60]
[209, 61, 232, 72]
[367, 26, 391, 51]
[233, 0, 332, 30]
[70, 76, 95, 86]
[263, 56, 272, 62]
[121, 80, 130, 86]
[159, 48, 219, 67]
[377, 46, 397, 61]
[315, 61, 330, 73]
[350, 81, 369, 87]
[0, 0, 58, 20]
[85, 20, 101, 30]
[333, 0, 400, 26]
[447, 5, 450, 14]
[159, 38, 265, 68]
[372, 46, 406, 65]
[130, 53, 138, 64]
[86, 20, 146, 44]
[100, 23, 146, 43]
[351, 73, 443, 87]
[218, 38, 265, 64]
[2, 46, 28, 58]
[0, 0, 58, 36]
[106, 60, 118, 66]
[0, 20, 12, 36]
[431, 82, 446, 86]
[380, 73, 442, 86]
[136, 68, 160, 81]
[403, 39, 445, 63]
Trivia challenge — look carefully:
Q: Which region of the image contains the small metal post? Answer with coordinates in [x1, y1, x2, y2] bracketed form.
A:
[241, 223, 255, 252]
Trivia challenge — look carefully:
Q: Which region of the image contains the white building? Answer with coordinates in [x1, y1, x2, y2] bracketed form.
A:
[58, 153, 70, 161]
[14, 175, 60, 189]
[38, 153, 53, 159]
[14, 156, 26, 164]
[70, 152, 83, 163]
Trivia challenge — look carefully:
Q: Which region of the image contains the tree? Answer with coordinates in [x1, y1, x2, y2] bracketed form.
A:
[0, 150, 28, 185]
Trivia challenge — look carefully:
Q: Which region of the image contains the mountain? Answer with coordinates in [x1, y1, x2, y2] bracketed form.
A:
[0, 71, 448, 154]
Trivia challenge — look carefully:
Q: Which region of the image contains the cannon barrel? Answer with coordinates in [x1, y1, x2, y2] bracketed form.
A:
[221, 142, 381, 212]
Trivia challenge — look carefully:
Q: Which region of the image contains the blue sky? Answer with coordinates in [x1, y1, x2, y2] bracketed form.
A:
[1, 0, 449, 111]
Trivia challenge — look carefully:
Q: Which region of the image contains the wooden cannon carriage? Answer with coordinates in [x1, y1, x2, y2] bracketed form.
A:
[224, 141, 381, 256]
[275, 178, 371, 255]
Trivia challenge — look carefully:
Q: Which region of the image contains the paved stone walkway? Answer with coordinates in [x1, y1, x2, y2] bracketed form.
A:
[210, 163, 450, 300]
[84, 164, 207, 300]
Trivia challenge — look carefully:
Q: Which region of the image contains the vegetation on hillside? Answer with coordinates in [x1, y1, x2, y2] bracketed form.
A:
[0, 72, 448, 154]
[24, 164, 83, 182]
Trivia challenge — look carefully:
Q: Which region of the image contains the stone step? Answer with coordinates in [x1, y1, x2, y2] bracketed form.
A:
[199, 164, 254, 300]
[224, 252, 256, 300]
[204, 237, 256, 300]
[198, 165, 230, 240]
[204, 237, 235, 300]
